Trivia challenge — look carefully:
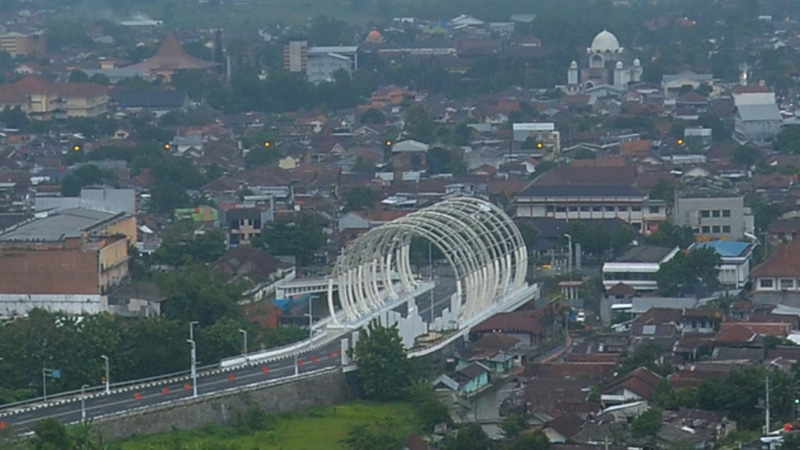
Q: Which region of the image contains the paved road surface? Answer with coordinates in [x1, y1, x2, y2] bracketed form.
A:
[0, 283, 457, 433]
[1, 340, 342, 434]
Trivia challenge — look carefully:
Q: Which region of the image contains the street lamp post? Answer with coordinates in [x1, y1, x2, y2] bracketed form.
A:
[187, 339, 198, 398]
[239, 329, 248, 361]
[189, 321, 199, 341]
[564, 233, 573, 275]
[100, 355, 110, 395]
[80, 384, 89, 423]
[308, 296, 314, 344]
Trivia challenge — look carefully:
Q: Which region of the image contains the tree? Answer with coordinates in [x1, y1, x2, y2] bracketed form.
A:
[410, 382, 452, 432]
[89, 73, 110, 85]
[503, 430, 551, 450]
[426, 147, 452, 174]
[157, 263, 243, 326]
[68, 69, 90, 83]
[33, 418, 71, 450]
[360, 108, 386, 124]
[648, 179, 678, 206]
[501, 413, 528, 440]
[353, 321, 412, 401]
[258, 213, 326, 266]
[404, 104, 436, 143]
[776, 125, 800, 153]
[443, 424, 491, 450]
[346, 186, 378, 211]
[244, 146, 281, 168]
[61, 164, 114, 197]
[352, 156, 376, 173]
[732, 145, 760, 167]
[149, 181, 190, 214]
[619, 341, 664, 375]
[342, 420, 403, 450]
[646, 221, 695, 249]
[631, 409, 662, 439]
[655, 248, 721, 297]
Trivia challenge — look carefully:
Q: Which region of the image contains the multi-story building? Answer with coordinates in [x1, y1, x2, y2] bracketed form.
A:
[0, 31, 45, 57]
[0, 76, 109, 120]
[284, 41, 358, 83]
[512, 166, 667, 235]
[221, 201, 274, 247]
[673, 191, 754, 240]
[512, 122, 561, 159]
[284, 40, 308, 73]
[0, 208, 136, 318]
[749, 238, 800, 303]
[602, 245, 680, 292]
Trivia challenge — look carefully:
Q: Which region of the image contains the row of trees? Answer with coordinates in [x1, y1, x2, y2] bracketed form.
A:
[0, 308, 301, 404]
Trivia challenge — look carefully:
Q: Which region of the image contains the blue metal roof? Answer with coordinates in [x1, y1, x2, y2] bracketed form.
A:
[695, 240, 751, 257]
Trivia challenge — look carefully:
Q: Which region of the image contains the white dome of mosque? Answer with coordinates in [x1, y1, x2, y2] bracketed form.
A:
[591, 29, 621, 52]
[633, 58, 641, 66]
[615, 61, 624, 69]
[570, 60, 578, 69]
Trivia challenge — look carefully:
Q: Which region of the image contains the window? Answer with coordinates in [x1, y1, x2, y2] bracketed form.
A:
[722, 225, 731, 233]
[701, 210, 710, 218]
[569, 206, 578, 212]
[712, 210, 721, 218]
[580, 205, 590, 212]
[593, 206, 602, 212]
[546, 205, 555, 212]
[722, 210, 731, 218]
[781, 279, 795, 290]
[649, 206, 660, 214]
[556, 206, 567, 212]
[619, 206, 628, 212]
[605, 206, 615, 212]
[760, 279, 774, 288]
[701, 226, 710, 233]
[632, 222, 642, 230]
[632, 206, 642, 212]
[712, 225, 721, 233]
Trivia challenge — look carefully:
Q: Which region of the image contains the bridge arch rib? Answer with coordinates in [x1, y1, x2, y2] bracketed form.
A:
[328, 197, 528, 326]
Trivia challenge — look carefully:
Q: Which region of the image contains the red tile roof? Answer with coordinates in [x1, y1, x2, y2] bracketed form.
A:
[127, 34, 216, 71]
[750, 238, 800, 278]
[473, 310, 544, 336]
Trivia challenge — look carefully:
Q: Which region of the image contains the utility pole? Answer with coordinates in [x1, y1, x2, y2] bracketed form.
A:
[765, 376, 771, 435]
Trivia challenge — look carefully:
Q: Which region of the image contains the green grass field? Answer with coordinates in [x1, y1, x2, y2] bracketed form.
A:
[120, 401, 419, 450]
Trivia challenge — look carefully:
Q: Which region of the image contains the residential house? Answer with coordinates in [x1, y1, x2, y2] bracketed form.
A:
[602, 245, 680, 292]
[673, 191, 754, 240]
[212, 247, 295, 301]
[749, 238, 800, 304]
[692, 240, 755, 288]
[471, 309, 545, 346]
[456, 332, 521, 373]
[432, 362, 490, 396]
[543, 413, 585, 443]
[221, 204, 274, 247]
[600, 367, 662, 407]
[661, 71, 713, 98]
[105, 281, 165, 317]
[512, 122, 561, 159]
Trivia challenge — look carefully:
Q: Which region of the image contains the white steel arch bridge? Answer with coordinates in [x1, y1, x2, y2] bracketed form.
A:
[327, 197, 528, 327]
